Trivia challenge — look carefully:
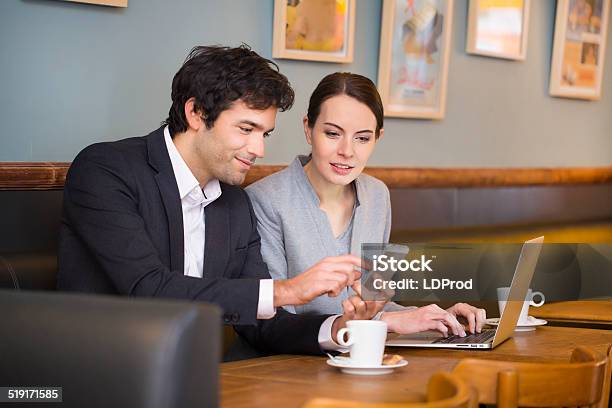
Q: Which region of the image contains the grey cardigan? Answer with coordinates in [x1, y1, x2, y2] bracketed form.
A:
[246, 155, 406, 316]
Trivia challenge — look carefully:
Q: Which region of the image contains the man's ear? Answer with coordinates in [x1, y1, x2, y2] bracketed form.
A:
[184, 97, 205, 131]
[303, 116, 313, 145]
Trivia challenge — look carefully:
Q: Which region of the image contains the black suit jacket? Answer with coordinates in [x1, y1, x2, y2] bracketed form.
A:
[58, 126, 329, 356]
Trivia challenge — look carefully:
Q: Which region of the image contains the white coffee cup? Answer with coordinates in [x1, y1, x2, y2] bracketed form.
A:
[497, 287, 545, 325]
[336, 320, 387, 366]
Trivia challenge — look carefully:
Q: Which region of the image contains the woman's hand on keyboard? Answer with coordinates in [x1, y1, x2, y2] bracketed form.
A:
[446, 303, 487, 334]
[381, 304, 467, 337]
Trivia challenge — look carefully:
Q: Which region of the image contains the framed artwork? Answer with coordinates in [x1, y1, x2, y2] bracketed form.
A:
[62, 0, 127, 6]
[466, 0, 530, 60]
[272, 0, 356, 63]
[377, 0, 454, 119]
[549, 0, 610, 100]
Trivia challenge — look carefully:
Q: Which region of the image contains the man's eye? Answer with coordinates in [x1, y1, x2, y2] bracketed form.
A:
[239, 127, 253, 134]
[263, 132, 273, 138]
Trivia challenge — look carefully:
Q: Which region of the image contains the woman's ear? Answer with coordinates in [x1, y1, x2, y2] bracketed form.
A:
[184, 97, 205, 131]
[303, 116, 313, 145]
[377, 128, 385, 141]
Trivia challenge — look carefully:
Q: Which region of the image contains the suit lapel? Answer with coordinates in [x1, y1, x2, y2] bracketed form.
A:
[147, 127, 184, 273]
[203, 192, 230, 277]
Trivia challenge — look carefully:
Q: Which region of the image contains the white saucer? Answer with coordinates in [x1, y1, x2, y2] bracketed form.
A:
[485, 316, 547, 332]
[326, 356, 408, 375]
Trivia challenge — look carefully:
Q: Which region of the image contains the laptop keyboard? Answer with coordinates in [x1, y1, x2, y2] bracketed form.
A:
[432, 329, 495, 344]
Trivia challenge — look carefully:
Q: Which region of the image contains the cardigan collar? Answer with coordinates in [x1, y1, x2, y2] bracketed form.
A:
[290, 155, 362, 209]
[289, 155, 365, 258]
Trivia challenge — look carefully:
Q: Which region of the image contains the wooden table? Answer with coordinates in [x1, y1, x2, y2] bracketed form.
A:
[531, 300, 612, 329]
[221, 326, 612, 407]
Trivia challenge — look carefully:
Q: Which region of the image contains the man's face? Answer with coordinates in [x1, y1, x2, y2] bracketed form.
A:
[196, 100, 277, 185]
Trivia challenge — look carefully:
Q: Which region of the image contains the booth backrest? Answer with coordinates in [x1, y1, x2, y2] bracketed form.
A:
[0, 190, 62, 290]
[0, 290, 221, 408]
[1, 166, 611, 295]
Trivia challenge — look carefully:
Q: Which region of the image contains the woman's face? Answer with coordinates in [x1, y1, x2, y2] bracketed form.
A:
[304, 94, 382, 186]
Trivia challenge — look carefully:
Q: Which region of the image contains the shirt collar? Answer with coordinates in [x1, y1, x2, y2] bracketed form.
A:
[163, 126, 221, 205]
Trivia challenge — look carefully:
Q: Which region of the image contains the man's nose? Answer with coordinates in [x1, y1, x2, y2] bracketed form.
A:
[247, 133, 265, 159]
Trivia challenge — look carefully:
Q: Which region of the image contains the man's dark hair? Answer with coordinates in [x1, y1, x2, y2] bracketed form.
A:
[163, 45, 295, 135]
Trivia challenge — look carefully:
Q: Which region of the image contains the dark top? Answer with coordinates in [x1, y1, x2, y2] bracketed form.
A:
[58, 126, 329, 356]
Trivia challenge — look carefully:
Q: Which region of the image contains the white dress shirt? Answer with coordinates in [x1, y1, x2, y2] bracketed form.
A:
[164, 127, 342, 349]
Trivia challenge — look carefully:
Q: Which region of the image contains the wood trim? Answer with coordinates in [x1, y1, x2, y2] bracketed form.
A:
[243, 165, 286, 186]
[0, 163, 70, 190]
[2, 162, 612, 191]
[362, 167, 612, 188]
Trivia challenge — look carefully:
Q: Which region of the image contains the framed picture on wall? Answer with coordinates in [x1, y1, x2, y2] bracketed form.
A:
[466, 0, 530, 60]
[377, 0, 453, 119]
[61, 0, 127, 6]
[549, 0, 610, 100]
[272, 0, 356, 63]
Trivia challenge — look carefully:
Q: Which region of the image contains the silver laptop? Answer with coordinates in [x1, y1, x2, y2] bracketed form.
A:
[386, 236, 544, 350]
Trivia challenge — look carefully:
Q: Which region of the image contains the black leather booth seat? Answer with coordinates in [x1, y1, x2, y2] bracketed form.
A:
[0, 251, 57, 290]
[0, 190, 63, 291]
[0, 290, 221, 408]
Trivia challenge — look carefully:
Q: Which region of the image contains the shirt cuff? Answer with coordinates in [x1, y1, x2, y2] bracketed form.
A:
[256, 279, 276, 319]
[318, 315, 349, 352]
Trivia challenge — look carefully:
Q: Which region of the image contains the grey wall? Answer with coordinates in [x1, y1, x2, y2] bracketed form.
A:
[1, 0, 611, 166]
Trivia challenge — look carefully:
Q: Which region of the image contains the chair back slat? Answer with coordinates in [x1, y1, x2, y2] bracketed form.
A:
[453, 346, 608, 407]
[497, 370, 518, 408]
[597, 344, 612, 408]
[302, 372, 471, 408]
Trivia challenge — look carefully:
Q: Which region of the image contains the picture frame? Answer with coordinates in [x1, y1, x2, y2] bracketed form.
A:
[272, 0, 356, 63]
[377, 0, 454, 119]
[549, 0, 610, 100]
[466, 0, 530, 60]
[62, 0, 127, 6]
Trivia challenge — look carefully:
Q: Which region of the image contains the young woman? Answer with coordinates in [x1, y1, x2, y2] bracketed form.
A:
[247, 73, 485, 336]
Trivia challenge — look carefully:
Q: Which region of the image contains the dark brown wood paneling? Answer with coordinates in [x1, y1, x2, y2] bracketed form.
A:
[243, 165, 286, 186]
[0, 163, 70, 191]
[2, 162, 612, 190]
[363, 167, 612, 188]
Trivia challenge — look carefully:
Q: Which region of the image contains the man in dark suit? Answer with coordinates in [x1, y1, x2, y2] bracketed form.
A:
[58, 45, 381, 358]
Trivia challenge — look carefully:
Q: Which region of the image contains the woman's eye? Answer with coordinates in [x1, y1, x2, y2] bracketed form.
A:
[325, 131, 340, 138]
[356, 136, 371, 143]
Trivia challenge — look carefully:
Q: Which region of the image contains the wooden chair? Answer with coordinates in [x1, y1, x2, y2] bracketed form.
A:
[302, 372, 473, 408]
[452, 345, 610, 408]
[601, 343, 612, 408]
